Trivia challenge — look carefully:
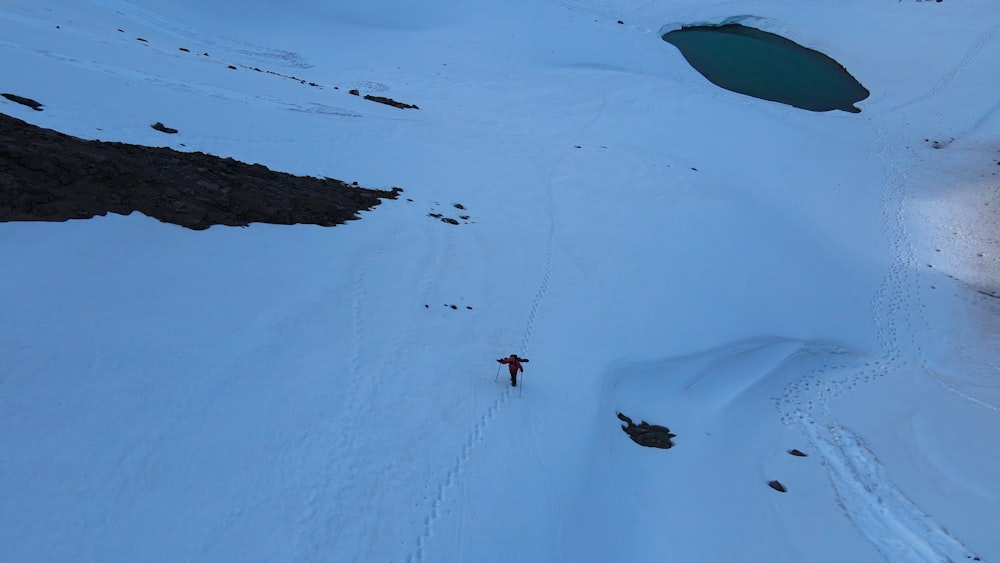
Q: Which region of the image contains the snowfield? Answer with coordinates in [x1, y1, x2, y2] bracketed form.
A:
[2, 0, 999, 561]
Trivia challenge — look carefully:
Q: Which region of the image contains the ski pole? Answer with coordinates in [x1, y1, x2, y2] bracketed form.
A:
[494, 362, 501, 383]
[519, 370, 524, 397]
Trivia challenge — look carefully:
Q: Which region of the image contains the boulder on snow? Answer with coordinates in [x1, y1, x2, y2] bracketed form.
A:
[617, 412, 676, 449]
[151, 121, 179, 134]
[768, 480, 787, 493]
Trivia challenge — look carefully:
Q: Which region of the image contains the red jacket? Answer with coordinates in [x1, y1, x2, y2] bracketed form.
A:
[500, 355, 524, 373]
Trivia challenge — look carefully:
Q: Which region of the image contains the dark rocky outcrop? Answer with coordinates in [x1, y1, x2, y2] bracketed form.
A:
[617, 412, 676, 449]
[0, 112, 399, 230]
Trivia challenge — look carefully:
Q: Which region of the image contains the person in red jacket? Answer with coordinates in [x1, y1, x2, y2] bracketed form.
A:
[497, 354, 529, 387]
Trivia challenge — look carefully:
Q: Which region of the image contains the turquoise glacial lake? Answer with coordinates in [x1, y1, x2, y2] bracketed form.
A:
[663, 24, 869, 113]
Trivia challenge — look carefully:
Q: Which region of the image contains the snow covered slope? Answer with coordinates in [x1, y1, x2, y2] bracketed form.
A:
[2, 0, 998, 561]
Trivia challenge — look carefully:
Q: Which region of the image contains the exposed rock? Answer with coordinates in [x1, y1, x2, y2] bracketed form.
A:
[768, 480, 788, 493]
[617, 412, 676, 449]
[364, 94, 419, 110]
[151, 122, 179, 134]
[0, 112, 399, 230]
[788, 449, 808, 457]
[2, 93, 43, 111]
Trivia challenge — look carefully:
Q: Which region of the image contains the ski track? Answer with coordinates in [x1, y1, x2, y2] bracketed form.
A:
[408, 143, 560, 563]
[885, 20, 1000, 115]
[407, 212, 492, 562]
[775, 25, 1000, 561]
[408, 60, 605, 560]
[0, 8, 401, 124]
[927, 369, 1000, 414]
[103, 0, 312, 68]
[805, 421, 976, 563]
[0, 37, 368, 121]
[292, 223, 404, 561]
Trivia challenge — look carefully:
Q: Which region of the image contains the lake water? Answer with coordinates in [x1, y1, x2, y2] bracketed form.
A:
[662, 24, 869, 113]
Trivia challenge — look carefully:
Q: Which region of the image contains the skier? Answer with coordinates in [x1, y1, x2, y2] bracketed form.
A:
[497, 354, 529, 387]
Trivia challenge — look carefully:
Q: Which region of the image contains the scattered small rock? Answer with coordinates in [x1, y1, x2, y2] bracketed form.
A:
[1, 93, 44, 111]
[788, 449, 808, 457]
[441, 217, 459, 225]
[768, 480, 787, 493]
[349, 89, 360, 96]
[454, 203, 465, 210]
[179, 47, 190, 52]
[136, 37, 147, 42]
[151, 122, 179, 134]
[227, 65, 237, 70]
